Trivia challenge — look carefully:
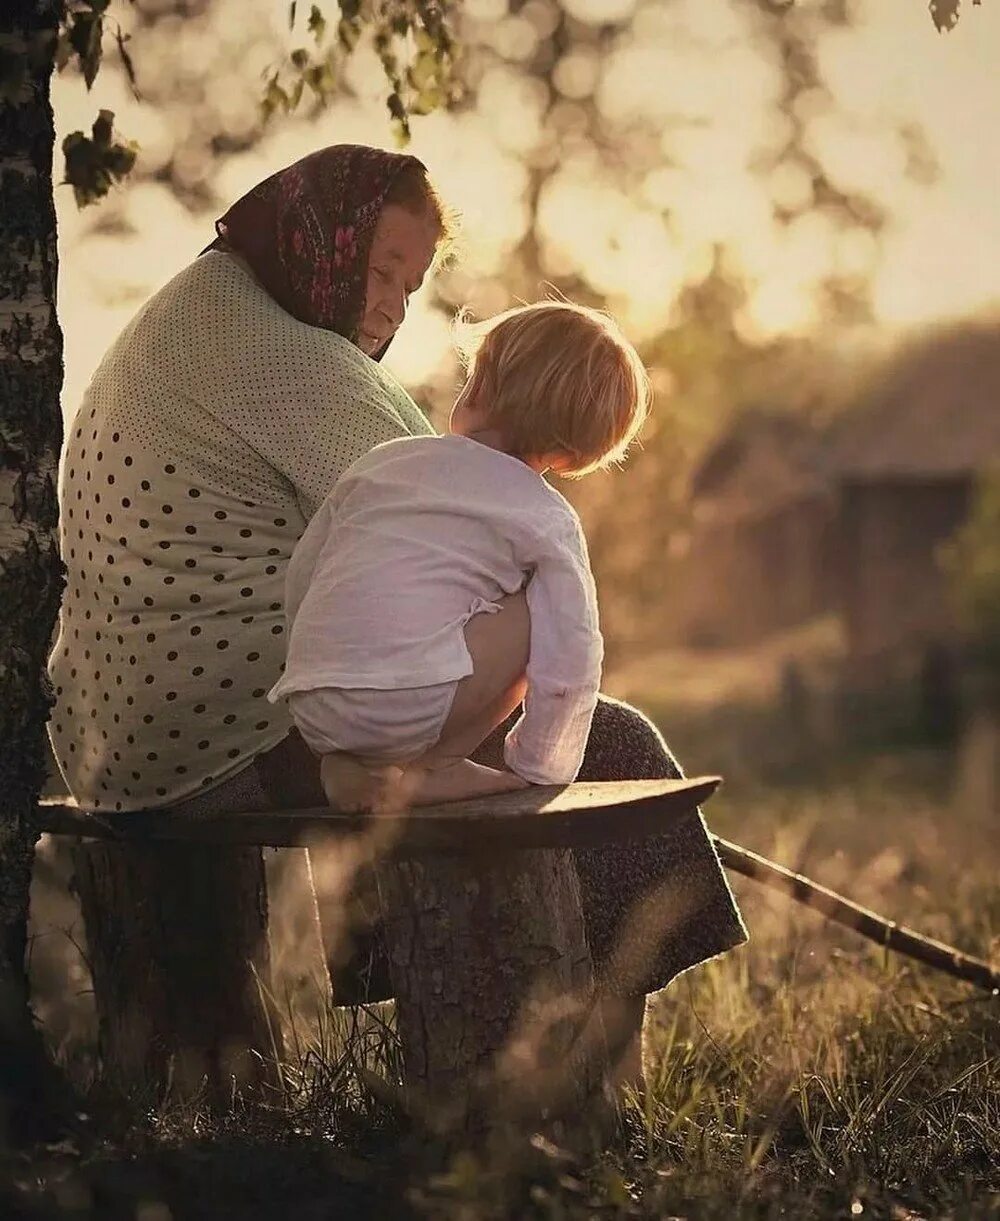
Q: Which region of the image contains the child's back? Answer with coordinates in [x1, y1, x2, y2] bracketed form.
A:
[269, 432, 603, 793]
[274, 432, 599, 692]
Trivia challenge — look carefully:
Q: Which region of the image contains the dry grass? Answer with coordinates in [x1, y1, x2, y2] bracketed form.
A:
[412, 751, 999, 1219]
[623, 757, 999, 1219]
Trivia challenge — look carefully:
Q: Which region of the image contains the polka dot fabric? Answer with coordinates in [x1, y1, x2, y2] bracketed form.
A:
[48, 251, 434, 811]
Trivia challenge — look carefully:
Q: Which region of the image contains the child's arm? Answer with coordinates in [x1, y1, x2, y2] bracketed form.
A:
[502, 515, 603, 785]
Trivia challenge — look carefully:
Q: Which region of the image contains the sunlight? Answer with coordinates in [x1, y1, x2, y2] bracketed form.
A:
[536, 169, 688, 330]
[560, 0, 638, 26]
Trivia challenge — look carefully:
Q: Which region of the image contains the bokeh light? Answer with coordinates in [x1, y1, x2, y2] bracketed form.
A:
[52, 0, 1000, 422]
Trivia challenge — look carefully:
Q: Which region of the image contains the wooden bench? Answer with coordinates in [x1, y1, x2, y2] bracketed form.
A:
[35, 775, 999, 1136]
[35, 776, 719, 1134]
[38, 776, 720, 850]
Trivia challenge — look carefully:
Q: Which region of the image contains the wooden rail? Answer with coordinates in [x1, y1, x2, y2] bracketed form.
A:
[713, 837, 1000, 994]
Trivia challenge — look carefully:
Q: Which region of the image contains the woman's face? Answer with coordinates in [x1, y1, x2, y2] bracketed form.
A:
[358, 203, 440, 356]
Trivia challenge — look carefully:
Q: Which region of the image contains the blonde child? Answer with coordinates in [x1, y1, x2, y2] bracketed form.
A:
[267, 301, 650, 811]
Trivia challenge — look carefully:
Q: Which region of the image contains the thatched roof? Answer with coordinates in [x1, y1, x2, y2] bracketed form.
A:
[690, 409, 831, 525]
[832, 318, 1000, 479]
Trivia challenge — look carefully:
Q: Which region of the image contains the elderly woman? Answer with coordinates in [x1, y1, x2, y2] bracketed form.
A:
[49, 144, 744, 1090]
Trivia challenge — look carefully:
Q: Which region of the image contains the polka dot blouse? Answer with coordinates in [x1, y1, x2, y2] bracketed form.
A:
[48, 250, 434, 811]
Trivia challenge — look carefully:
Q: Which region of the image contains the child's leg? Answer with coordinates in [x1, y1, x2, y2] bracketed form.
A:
[321, 591, 530, 811]
[419, 594, 530, 770]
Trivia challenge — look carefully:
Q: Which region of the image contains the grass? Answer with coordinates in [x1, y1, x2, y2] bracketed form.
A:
[8, 744, 1000, 1219]
[411, 748, 999, 1219]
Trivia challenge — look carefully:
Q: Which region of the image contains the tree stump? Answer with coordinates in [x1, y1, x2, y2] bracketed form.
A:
[72, 841, 282, 1108]
[375, 845, 612, 1140]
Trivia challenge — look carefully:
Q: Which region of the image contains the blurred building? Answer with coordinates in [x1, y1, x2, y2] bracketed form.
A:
[831, 319, 1000, 675]
[679, 409, 836, 647]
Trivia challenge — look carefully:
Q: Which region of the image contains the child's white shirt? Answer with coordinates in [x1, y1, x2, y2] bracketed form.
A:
[269, 434, 603, 784]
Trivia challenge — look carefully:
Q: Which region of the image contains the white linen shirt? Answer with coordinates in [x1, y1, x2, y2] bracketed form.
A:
[269, 434, 604, 785]
[48, 251, 433, 811]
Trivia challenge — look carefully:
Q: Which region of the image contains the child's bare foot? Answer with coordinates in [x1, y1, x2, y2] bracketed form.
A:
[321, 754, 528, 815]
[408, 759, 529, 806]
[320, 752, 408, 813]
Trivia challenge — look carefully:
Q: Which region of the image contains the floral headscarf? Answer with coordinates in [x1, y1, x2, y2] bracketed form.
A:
[203, 144, 428, 358]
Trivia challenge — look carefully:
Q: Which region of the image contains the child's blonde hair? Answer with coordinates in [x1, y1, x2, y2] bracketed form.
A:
[453, 300, 651, 478]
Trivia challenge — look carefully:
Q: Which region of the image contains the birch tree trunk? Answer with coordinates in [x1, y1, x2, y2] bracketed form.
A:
[0, 0, 76, 1141]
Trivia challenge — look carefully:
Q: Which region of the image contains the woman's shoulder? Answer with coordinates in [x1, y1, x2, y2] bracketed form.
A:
[161, 254, 400, 371]
[193, 254, 408, 381]
[159, 251, 320, 338]
[154, 248, 257, 305]
[126, 250, 278, 346]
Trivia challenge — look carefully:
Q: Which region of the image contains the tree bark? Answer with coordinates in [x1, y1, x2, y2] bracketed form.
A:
[0, 0, 78, 1142]
[376, 847, 613, 1141]
[72, 840, 283, 1109]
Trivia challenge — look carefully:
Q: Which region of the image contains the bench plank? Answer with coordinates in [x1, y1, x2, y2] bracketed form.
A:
[35, 776, 720, 854]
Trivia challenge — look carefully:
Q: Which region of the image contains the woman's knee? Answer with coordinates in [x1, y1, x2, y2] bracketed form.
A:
[577, 696, 683, 783]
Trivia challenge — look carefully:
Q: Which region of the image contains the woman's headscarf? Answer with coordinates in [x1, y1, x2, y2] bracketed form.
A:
[203, 144, 428, 357]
